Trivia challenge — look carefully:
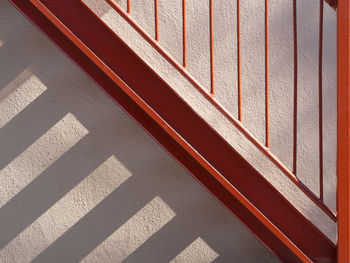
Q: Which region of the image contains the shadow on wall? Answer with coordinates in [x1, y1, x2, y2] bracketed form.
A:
[0, 1, 280, 263]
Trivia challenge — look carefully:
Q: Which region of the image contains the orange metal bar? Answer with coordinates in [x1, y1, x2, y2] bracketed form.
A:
[319, 0, 324, 202]
[127, 0, 130, 14]
[154, 0, 159, 41]
[237, 0, 242, 121]
[209, 0, 214, 96]
[265, 0, 269, 148]
[337, 0, 350, 261]
[182, 0, 186, 68]
[293, 0, 298, 176]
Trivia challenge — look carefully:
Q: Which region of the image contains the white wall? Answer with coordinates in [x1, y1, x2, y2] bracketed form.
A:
[0, 1, 282, 262]
[82, 0, 337, 241]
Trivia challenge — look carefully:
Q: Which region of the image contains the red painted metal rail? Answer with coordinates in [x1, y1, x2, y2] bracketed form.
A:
[103, 0, 337, 221]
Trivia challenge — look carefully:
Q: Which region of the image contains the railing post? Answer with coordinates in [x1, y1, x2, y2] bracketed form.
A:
[337, 0, 350, 262]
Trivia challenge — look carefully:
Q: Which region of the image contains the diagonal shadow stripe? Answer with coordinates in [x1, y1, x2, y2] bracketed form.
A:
[31, 176, 155, 263]
[0, 41, 28, 91]
[0, 130, 107, 249]
[0, 91, 68, 170]
[123, 217, 197, 263]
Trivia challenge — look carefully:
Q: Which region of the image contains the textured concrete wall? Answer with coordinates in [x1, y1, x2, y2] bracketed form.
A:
[81, 0, 337, 241]
[0, 1, 283, 262]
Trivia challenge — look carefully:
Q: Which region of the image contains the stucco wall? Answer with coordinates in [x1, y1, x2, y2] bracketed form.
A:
[81, 0, 337, 241]
[0, 1, 282, 262]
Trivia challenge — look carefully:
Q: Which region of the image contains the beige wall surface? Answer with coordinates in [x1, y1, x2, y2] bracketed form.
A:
[0, 1, 281, 262]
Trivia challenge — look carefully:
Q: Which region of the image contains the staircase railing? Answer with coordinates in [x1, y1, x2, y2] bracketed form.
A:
[103, 0, 337, 218]
[101, 0, 349, 260]
[9, 0, 349, 261]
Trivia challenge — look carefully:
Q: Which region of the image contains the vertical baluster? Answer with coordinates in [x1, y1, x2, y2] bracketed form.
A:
[318, 0, 324, 202]
[293, 0, 298, 175]
[183, 0, 187, 68]
[127, 0, 130, 14]
[265, 0, 269, 148]
[155, 0, 159, 41]
[237, 0, 242, 121]
[209, 0, 214, 95]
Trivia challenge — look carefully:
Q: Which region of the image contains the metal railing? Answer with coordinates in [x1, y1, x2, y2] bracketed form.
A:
[104, 0, 337, 221]
[100, 0, 349, 260]
[20, 0, 349, 260]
